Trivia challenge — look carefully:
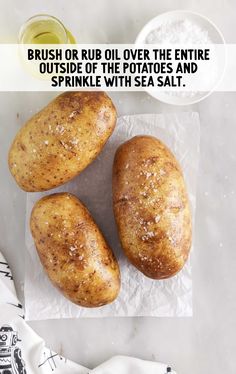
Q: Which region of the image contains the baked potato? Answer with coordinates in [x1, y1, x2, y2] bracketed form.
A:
[9, 91, 116, 192]
[113, 135, 192, 279]
[30, 192, 120, 307]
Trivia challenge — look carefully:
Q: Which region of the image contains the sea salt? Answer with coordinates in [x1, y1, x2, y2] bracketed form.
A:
[56, 124, 65, 134]
[69, 246, 77, 251]
[146, 18, 214, 98]
[146, 19, 212, 44]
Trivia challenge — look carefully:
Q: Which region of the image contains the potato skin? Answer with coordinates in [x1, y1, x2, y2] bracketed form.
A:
[30, 193, 120, 307]
[9, 91, 116, 192]
[113, 135, 192, 279]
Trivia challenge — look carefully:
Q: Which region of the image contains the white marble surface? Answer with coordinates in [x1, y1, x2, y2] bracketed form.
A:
[0, 0, 236, 373]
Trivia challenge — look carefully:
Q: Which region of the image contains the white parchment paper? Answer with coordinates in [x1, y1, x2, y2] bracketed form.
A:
[25, 113, 200, 320]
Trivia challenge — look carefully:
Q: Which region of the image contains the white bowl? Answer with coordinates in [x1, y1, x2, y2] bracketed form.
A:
[135, 10, 225, 105]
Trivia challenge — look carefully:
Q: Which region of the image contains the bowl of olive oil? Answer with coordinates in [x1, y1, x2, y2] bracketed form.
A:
[19, 14, 76, 44]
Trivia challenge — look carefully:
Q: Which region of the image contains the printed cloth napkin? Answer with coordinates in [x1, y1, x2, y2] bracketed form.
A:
[0, 251, 176, 373]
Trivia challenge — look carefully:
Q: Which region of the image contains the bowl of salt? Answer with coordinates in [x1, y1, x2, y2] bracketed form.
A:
[135, 10, 225, 105]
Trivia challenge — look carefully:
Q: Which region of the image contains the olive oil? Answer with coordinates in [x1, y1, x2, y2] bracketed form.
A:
[19, 15, 76, 44]
[18, 15, 76, 81]
[30, 26, 63, 44]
